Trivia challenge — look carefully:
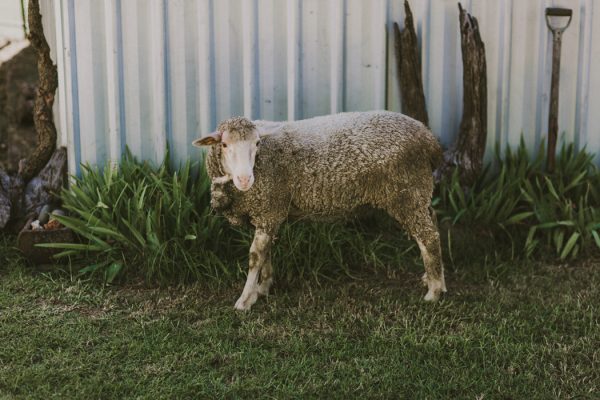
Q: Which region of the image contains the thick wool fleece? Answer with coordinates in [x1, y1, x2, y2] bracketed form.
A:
[216, 117, 256, 141]
[206, 110, 441, 237]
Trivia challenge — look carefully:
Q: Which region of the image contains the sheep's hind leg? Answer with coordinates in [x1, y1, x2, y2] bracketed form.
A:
[235, 229, 272, 311]
[416, 236, 446, 302]
[389, 207, 446, 302]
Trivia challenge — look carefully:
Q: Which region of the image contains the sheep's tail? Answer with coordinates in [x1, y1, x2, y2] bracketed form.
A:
[425, 130, 444, 171]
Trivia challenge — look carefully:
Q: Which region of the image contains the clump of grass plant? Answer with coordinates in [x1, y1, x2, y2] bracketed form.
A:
[40, 150, 238, 283]
[42, 151, 420, 285]
[436, 140, 600, 260]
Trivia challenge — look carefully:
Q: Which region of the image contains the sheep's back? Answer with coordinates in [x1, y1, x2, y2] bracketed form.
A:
[280, 111, 438, 164]
[259, 111, 440, 215]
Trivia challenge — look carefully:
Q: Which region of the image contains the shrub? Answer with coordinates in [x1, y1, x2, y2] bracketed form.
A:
[436, 140, 600, 260]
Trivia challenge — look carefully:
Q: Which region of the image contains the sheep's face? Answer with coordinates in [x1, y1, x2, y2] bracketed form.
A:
[219, 131, 260, 191]
[193, 117, 260, 192]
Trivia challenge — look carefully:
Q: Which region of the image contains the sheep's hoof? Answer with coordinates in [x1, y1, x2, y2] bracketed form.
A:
[424, 289, 442, 302]
[424, 278, 446, 302]
[257, 278, 273, 296]
[422, 273, 446, 302]
[421, 273, 429, 287]
[234, 292, 258, 311]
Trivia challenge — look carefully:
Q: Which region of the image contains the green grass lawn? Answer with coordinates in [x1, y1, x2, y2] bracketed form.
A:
[1, 236, 599, 399]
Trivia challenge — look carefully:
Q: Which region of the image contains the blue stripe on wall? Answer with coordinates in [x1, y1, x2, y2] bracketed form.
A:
[116, 0, 127, 155]
[163, 0, 174, 158]
[67, 0, 81, 175]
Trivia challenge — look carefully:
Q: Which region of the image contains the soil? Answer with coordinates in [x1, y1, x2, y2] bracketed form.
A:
[0, 45, 38, 173]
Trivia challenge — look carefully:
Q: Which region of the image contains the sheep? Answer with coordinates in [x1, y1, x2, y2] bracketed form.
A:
[192, 111, 446, 310]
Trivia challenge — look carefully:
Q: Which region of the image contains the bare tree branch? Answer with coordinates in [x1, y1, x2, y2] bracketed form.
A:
[393, 0, 428, 126]
[435, 3, 487, 185]
[19, 0, 58, 182]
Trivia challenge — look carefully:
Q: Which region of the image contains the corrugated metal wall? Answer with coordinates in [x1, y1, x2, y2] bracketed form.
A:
[44, 0, 600, 175]
[0, 0, 25, 39]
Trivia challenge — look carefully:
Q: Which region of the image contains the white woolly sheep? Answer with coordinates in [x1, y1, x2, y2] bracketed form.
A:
[193, 111, 446, 310]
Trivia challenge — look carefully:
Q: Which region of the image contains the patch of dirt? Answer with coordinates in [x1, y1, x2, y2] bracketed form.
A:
[0, 45, 38, 173]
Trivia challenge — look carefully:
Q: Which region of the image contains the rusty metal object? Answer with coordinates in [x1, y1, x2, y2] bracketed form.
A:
[545, 7, 572, 172]
[17, 217, 74, 264]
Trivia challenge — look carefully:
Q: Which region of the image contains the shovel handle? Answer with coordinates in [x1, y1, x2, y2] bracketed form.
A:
[545, 8, 572, 33]
[545, 7, 572, 17]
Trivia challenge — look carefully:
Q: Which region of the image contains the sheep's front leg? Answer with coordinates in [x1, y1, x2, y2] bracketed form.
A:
[257, 246, 273, 296]
[234, 229, 272, 311]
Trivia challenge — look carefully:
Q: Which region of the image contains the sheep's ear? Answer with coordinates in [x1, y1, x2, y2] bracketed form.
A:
[192, 131, 221, 147]
[256, 125, 280, 138]
[254, 121, 284, 138]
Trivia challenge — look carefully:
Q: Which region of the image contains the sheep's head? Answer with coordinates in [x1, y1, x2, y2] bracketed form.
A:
[193, 117, 261, 192]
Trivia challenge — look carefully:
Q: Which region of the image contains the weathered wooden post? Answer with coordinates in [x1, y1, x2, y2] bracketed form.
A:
[434, 3, 487, 185]
[393, 0, 429, 126]
[545, 7, 572, 173]
[393, 2, 488, 185]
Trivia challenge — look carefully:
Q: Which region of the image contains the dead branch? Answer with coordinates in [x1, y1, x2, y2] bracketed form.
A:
[19, 0, 58, 182]
[393, 0, 429, 126]
[435, 3, 487, 185]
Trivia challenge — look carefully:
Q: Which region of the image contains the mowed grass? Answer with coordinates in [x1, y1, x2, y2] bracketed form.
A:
[1, 234, 599, 399]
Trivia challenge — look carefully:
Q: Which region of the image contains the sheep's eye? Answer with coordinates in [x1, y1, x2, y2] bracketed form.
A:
[222, 143, 228, 148]
[256, 141, 260, 147]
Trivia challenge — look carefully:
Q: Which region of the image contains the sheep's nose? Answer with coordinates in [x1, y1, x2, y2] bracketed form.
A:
[236, 175, 253, 190]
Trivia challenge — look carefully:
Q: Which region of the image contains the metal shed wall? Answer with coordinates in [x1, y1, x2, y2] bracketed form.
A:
[43, 0, 600, 175]
[0, 0, 25, 39]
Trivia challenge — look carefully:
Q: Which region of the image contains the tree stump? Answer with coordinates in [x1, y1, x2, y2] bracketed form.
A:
[435, 3, 487, 185]
[393, 0, 428, 126]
